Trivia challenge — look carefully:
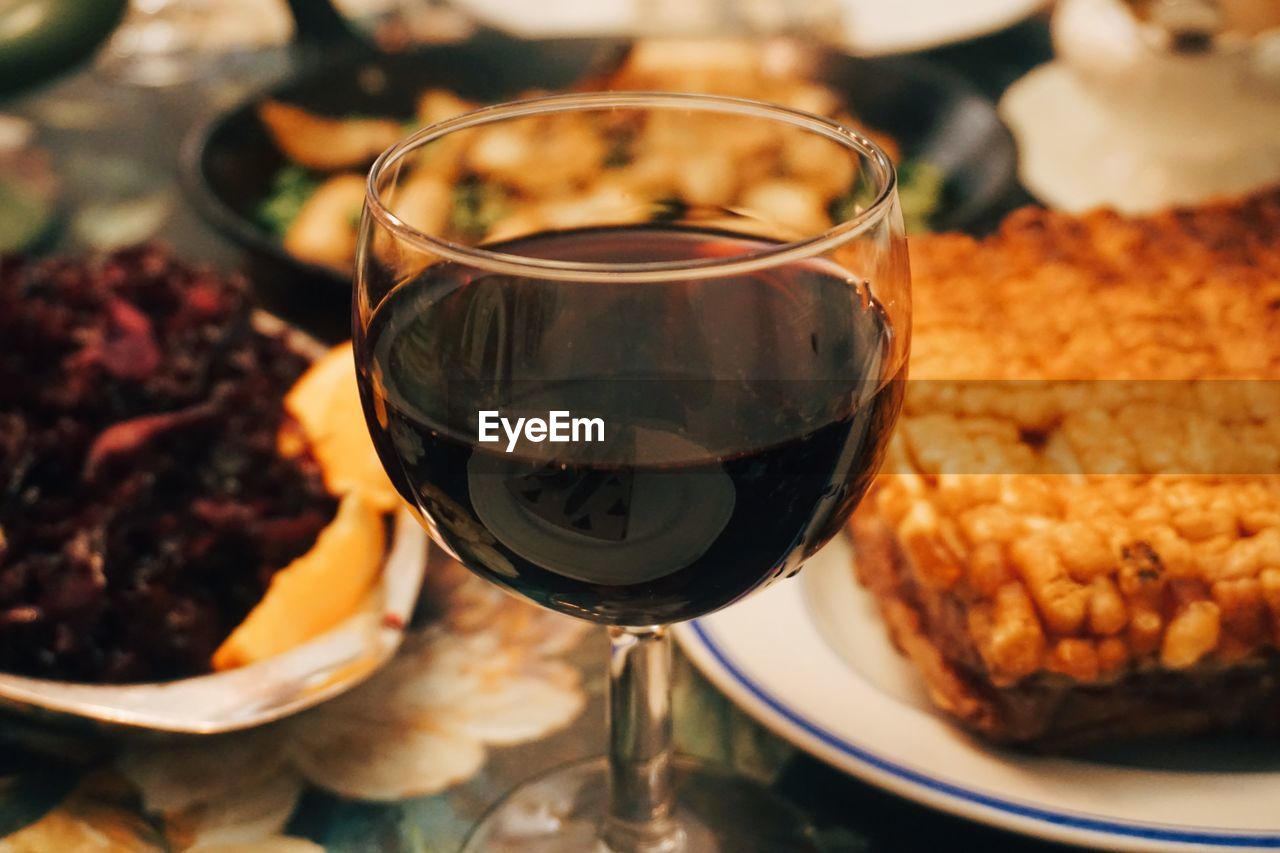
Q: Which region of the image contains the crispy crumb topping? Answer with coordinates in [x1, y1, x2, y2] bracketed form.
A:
[873, 190, 1280, 685]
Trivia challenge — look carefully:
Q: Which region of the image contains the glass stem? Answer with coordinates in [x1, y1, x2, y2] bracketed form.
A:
[604, 625, 683, 853]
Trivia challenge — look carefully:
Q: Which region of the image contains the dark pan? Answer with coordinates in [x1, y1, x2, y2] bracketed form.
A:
[182, 33, 630, 340]
[182, 32, 1018, 341]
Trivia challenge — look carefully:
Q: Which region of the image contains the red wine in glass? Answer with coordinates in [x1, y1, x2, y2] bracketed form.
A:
[356, 224, 904, 626]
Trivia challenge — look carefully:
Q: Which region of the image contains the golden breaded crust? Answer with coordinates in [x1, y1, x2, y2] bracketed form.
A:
[861, 189, 1280, 710]
[851, 507, 1280, 748]
[908, 193, 1280, 382]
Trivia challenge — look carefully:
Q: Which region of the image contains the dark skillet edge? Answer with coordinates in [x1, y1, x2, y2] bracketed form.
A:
[179, 37, 1025, 308]
[177, 100, 351, 288]
[816, 51, 1022, 234]
[177, 34, 638, 301]
[178, 76, 362, 343]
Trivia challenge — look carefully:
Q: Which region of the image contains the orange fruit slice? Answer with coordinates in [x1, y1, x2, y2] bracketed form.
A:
[283, 342, 401, 513]
[213, 491, 387, 671]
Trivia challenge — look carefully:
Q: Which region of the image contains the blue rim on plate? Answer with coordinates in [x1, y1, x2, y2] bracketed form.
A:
[676, 540, 1280, 852]
[685, 619, 1280, 849]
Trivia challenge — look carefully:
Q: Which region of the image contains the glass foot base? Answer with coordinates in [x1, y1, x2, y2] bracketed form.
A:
[461, 756, 820, 852]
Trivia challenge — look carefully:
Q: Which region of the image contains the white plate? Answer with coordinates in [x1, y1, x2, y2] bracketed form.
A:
[451, 0, 1048, 55]
[837, 0, 1049, 55]
[999, 61, 1280, 215]
[675, 534, 1280, 852]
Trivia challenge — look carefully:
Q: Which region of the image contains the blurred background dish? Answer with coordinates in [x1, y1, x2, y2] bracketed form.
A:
[182, 33, 630, 340]
[836, 0, 1050, 55]
[0, 0, 127, 98]
[1000, 0, 1280, 212]
[0, 0, 127, 252]
[182, 33, 1018, 341]
[451, 0, 1050, 55]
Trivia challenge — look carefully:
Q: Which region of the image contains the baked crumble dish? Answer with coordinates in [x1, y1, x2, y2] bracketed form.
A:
[852, 188, 1280, 747]
[0, 246, 342, 683]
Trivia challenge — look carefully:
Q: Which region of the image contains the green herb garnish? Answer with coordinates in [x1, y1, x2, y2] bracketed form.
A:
[603, 137, 633, 168]
[256, 165, 321, 237]
[829, 158, 945, 234]
[450, 177, 508, 240]
[896, 160, 945, 234]
[650, 196, 687, 223]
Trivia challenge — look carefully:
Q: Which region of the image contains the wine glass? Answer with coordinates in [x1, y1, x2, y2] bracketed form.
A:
[353, 92, 909, 852]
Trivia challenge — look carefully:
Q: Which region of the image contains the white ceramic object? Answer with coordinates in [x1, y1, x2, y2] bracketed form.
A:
[676, 534, 1280, 852]
[836, 0, 1048, 55]
[450, 0, 1047, 54]
[1001, 0, 1280, 213]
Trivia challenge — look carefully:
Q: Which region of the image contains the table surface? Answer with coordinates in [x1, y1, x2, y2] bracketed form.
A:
[0, 18, 1082, 853]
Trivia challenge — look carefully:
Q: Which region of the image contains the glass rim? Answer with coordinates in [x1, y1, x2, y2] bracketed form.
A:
[363, 91, 898, 283]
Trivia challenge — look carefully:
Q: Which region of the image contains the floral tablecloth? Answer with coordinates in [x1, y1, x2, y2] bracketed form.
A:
[0, 556, 820, 852]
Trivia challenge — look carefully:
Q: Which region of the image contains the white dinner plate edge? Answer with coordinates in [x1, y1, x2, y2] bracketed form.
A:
[675, 572, 1280, 852]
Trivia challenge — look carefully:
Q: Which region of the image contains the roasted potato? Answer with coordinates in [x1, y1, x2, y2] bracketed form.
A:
[260, 101, 403, 171]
